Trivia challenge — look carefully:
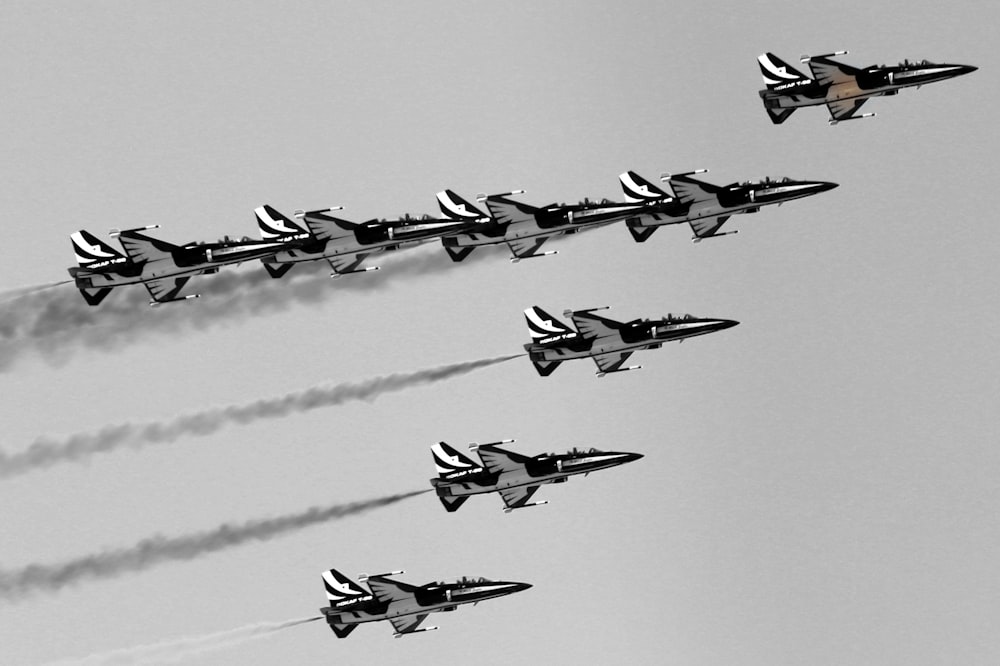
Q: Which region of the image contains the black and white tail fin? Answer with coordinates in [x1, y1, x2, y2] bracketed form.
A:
[484, 197, 539, 227]
[436, 190, 487, 221]
[302, 209, 358, 241]
[524, 306, 576, 343]
[431, 442, 480, 479]
[255, 205, 307, 240]
[618, 171, 669, 203]
[757, 52, 813, 90]
[71, 230, 126, 267]
[116, 231, 181, 264]
[322, 568, 370, 605]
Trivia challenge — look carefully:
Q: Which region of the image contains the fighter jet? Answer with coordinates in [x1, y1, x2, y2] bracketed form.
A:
[254, 204, 478, 278]
[619, 169, 837, 242]
[524, 305, 738, 377]
[430, 439, 643, 512]
[320, 567, 530, 638]
[758, 50, 977, 125]
[67, 225, 292, 306]
[435, 189, 660, 262]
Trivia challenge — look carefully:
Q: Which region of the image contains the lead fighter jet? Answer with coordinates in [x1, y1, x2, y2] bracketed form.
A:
[524, 305, 738, 377]
[67, 226, 294, 306]
[254, 204, 477, 278]
[430, 439, 643, 512]
[619, 169, 837, 242]
[758, 50, 976, 125]
[320, 567, 530, 638]
[435, 189, 660, 262]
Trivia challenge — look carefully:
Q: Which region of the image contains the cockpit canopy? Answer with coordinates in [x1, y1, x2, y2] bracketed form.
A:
[430, 576, 493, 586]
[741, 177, 793, 186]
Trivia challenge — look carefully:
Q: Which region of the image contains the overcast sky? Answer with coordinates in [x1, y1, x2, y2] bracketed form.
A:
[1, 1, 997, 664]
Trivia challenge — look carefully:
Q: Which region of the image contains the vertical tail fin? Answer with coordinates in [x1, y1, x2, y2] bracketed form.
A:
[322, 568, 370, 604]
[757, 52, 812, 89]
[255, 205, 308, 240]
[618, 171, 669, 203]
[71, 230, 126, 268]
[524, 306, 576, 343]
[436, 190, 487, 221]
[431, 442, 480, 478]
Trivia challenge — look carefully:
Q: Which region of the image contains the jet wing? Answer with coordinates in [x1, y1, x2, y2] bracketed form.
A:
[143, 276, 191, 303]
[568, 310, 624, 339]
[327, 253, 370, 275]
[389, 613, 430, 636]
[807, 57, 861, 86]
[688, 215, 732, 239]
[826, 97, 868, 122]
[366, 576, 419, 604]
[477, 445, 530, 475]
[499, 485, 540, 510]
[484, 197, 538, 227]
[117, 232, 180, 264]
[591, 351, 634, 374]
[666, 175, 721, 205]
[507, 236, 551, 259]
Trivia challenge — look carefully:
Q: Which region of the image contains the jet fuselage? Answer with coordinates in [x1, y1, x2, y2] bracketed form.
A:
[431, 449, 643, 501]
[322, 578, 530, 628]
[525, 315, 738, 364]
[761, 61, 977, 112]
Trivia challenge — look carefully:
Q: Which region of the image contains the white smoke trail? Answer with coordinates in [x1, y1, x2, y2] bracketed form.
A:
[0, 490, 428, 601]
[0, 354, 520, 479]
[0, 244, 503, 371]
[46, 616, 322, 665]
[0, 279, 73, 304]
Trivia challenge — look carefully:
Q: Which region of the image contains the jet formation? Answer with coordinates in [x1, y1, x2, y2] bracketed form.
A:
[320, 567, 530, 638]
[67, 169, 837, 306]
[524, 305, 738, 377]
[430, 439, 643, 512]
[758, 50, 977, 125]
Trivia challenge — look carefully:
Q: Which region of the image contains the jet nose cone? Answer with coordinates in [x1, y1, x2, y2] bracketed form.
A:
[814, 181, 839, 194]
[495, 581, 532, 596]
[957, 64, 978, 77]
[619, 452, 644, 464]
[715, 319, 740, 331]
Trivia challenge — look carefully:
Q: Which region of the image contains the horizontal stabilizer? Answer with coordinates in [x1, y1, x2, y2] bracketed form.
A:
[329, 623, 358, 639]
[262, 262, 294, 279]
[764, 105, 797, 124]
[438, 496, 469, 512]
[443, 245, 476, 262]
[116, 231, 180, 264]
[626, 222, 658, 243]
[619, 171, 669, 203]
[531, 359, 561, 377]
[78, 287, 113, 306]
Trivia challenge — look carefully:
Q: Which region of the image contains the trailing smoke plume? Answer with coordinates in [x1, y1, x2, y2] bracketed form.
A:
[0, 490, 428, 601]
[0, 279, 73, 304]
[0, 244, 504, 371]
[0, 354, 521, 479]
[48, 616, 322, 665]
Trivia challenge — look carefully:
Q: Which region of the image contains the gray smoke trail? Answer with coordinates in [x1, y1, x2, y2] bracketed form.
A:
[0, 490, 428, 601]
[0, 354, 521, 479]
[48, 616, 322, 665]
[0, 244, 504, 371]
[0, 279, 73, 304]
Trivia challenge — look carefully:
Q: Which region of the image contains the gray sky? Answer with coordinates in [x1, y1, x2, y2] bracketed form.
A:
[1, 1, 997, 664]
